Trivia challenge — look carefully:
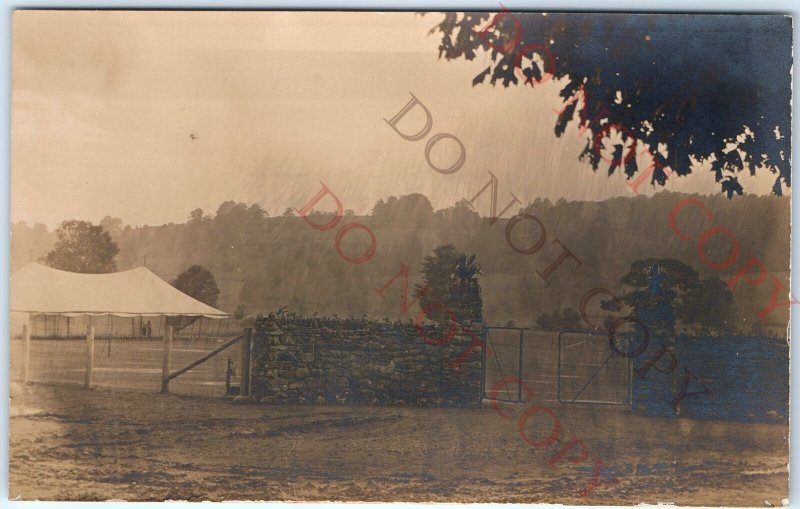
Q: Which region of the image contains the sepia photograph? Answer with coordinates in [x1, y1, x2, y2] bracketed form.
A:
[7, 9, 792, 505]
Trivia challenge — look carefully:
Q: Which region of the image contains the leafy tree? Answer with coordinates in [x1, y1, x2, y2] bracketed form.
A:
[210, 202, 269, 272]
[233, 304, 246, 320]
[620, 258, 699, 339]
[427, 13, 791, 196]
[620, 258, 735, 332]
[452, 254, 484, 323]
[436, 200, 480, 223]
[620, 258, 700, 294]
[372, 194, 435, 226]
[559, 308, 581, 329]
[680, 276, 736, 333]
[536, 308, 581, 331]
[100, 216, 123, 233]
[416, 244, 483, 325]
[620, 259, 737, 335]
[215, 201, 267, 222]
[172, 265, 220, 307]
[416, 244, 459, 322]
[188, 208, 206, 223]
[45, 220, 119, 273]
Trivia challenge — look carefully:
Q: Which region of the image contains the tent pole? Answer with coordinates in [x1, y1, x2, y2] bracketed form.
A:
[161, 326, 173, 393]
[22, 324, 30, 384]
[84, 326, 95, 389]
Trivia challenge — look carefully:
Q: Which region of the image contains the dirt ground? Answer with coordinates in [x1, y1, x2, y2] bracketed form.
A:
[9, 382, 788, 504]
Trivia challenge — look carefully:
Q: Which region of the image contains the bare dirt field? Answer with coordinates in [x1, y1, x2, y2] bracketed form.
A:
[9, 382, 788, 504]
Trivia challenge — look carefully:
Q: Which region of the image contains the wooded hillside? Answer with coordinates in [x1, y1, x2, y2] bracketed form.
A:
[12, 192, 789, 331]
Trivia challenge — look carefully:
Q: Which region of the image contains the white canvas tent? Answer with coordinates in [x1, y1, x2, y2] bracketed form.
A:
[12, 263, 228, 317]
[11, 263, 228, 337]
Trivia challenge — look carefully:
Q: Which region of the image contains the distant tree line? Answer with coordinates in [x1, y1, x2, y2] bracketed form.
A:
[14, 191, 788, 333]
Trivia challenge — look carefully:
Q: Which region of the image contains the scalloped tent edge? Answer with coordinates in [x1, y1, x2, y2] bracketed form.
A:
[11, 263, 229, 318]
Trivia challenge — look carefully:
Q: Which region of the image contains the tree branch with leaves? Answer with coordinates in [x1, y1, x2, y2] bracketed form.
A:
[426, 12, 791, 196]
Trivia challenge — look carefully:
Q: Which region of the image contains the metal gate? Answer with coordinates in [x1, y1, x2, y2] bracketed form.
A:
[556, 330, 632, 406]
[481, 326, 631, 407]
[481, 326, 527, 403]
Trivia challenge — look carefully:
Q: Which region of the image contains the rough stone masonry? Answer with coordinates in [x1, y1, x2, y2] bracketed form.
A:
[251, 315, 483, 407]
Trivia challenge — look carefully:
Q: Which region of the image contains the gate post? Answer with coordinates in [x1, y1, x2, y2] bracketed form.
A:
[22, 324, 30, 384]
[84, 326, 95, 389]
[161, 325, 173, 393]
[240, 327, 252, 397]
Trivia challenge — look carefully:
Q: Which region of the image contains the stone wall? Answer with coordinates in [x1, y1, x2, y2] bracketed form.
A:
[250, 316, 483, 408]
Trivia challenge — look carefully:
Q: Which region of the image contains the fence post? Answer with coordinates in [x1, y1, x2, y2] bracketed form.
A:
[161, 326, 173, 393]
[22, 324, 30, 384]
[84, 326, 95, 389]
[240, 328, 252, 397]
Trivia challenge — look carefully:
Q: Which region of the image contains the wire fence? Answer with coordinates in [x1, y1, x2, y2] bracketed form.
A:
[15, 314, 241, 340]
[10, 319, 244, 397]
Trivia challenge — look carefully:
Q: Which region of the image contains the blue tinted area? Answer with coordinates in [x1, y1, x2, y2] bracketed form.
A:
[633, 334, 788, 424]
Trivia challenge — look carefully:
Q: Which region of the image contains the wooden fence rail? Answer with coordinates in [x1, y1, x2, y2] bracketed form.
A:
[161, 328, 250, 396]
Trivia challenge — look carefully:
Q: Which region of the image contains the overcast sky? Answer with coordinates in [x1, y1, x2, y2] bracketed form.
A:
[11, 10, 780, 228]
